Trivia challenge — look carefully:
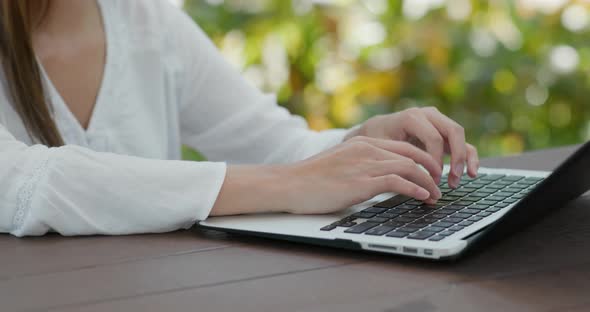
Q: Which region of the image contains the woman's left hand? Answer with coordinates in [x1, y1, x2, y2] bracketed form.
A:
[344, 106, 479, 188]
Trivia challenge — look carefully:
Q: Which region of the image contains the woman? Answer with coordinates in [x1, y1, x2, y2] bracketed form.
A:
[0, 0, 478, 237]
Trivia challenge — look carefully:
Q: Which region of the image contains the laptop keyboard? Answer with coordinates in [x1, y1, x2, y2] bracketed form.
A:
[320, 173, 544, 242]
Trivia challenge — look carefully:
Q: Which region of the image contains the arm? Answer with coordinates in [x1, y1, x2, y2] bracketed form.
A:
[164, 5, 347, 164]
[0, 124, 226, 236]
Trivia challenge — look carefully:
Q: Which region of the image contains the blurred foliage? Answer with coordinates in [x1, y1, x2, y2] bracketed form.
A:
[183, 0, 590, 157]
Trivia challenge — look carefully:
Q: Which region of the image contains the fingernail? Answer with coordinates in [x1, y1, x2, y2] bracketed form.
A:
[417, 188, 430, 200]
[435, 187, 442, 199]
[454, 163, 464, 177]
[449, 176, 459, 189]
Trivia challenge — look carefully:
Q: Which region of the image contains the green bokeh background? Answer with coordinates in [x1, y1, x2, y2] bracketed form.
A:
[182, 0, 590, 160]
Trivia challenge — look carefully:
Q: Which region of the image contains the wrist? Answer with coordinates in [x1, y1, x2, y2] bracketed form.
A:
[210, 164, 296, 216]
[343, 125, 362, 141]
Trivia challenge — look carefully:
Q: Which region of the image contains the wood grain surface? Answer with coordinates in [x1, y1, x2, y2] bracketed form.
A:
[2, 145, 588, 312]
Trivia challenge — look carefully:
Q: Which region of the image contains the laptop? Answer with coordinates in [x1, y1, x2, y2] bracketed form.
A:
[199, 141, 590, 260]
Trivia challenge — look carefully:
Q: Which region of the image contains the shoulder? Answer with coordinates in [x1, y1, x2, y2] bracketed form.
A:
[102, 0, 202, 42]
[102, 0, 212, 61]
[99, 0, 184, 33]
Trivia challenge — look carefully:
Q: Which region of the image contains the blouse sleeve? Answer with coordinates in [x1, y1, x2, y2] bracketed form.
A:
[165, 3, 348, 164]
[0, 124, 227, 237]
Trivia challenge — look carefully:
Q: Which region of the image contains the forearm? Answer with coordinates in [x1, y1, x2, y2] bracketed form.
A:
[210, 165, 294, 216]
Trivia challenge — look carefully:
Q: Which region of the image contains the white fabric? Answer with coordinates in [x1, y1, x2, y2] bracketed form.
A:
[0, 0, 348, 236]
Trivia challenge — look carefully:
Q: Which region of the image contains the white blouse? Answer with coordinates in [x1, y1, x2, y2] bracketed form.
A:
[0, 0, 348, 236]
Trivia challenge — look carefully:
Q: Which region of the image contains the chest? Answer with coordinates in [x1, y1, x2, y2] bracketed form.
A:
[37, 41, 106, 130]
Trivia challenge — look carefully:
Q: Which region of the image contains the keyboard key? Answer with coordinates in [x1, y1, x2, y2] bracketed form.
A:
[379, 212, 401, 219]
[477, 212, 492, 217]
[506, 187, 526, 192]
[396, 227, 420, 233]
[411, 208, 433, 214]
[410, 218, 431, 225]
[494, 202, 510, 208]
[441, 195, 461, 201]
[452, 213, 471, 219]
[459, 221, 474, 227]
[486, 207, 501, 213]
[439, 230, 456, 236]
[504, 198, 519, 203]
[444, 217, 464, 223]
[385, 231, 408, 238]
[439, 186, 453, 193]
[394, 204, 416, 210]
[344, 222, 378, 234]
[469, 204, 488, 210]
[444, 205, 464, 211]
[478, 200, 498, 205]
[477, 189, 496, 194]
[365, 225, 396, 236]
[362, 207, 388, 214]
[468, 216, 483, 222]
[373, 195, 412, 208]
[448, 191, 469, 196]
[367, 217, 389, 223]
[339, 222, 357, 227]
[437, 209, 456, 215]
[480, 174, 505, 181]
[407, 231, 436, 240]
[383, 221, 407, 228]
[320, 224, 337, 231]
[435, 221, 454, 228]
[426, 226, 446, 232]
[449, 225, 465, 231]
[393, 216, 418, 223]
[429, 235, 446, 241]
[422, 217, 442, 223]
[403, 223, 424, 230]
[430, 213, 448, 219]
[352, 212, 376, 219]
[503, 175, 524, 181]
[461, 209, 480, 215]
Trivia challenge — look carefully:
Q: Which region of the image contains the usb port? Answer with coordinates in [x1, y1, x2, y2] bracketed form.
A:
[403, 247, 418, 254]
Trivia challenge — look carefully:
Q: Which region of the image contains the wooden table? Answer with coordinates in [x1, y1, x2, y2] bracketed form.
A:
[2, 145, 590, 312]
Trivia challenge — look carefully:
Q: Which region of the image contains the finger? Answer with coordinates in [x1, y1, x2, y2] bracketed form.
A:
[401, 114, 445, 169]
[466, 143, 480, 177]
[370, 158, 441, 201]
[370, 174, 431, 201]
[423, 108, 467, 188]
[356, 137, 442, 184]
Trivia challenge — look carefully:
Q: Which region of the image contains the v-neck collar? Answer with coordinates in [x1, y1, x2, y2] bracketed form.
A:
[38, 0, 114, 143]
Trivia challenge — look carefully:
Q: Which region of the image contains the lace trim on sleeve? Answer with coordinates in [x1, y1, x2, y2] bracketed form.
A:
[12, 155, 51, 231]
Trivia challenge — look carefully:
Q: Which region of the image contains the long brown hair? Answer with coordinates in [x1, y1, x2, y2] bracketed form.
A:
[0, 0, 64, 146]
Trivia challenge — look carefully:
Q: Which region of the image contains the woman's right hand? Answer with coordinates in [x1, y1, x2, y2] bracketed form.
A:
[211, 136, 443, 217]
[281, 136, 443, 215]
